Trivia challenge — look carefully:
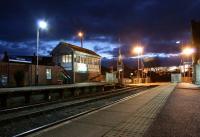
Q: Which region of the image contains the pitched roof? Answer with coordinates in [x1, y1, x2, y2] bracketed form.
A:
[58, 42, 101, 57]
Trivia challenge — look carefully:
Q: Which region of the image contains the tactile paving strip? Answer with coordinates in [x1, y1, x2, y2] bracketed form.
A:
[103, 84, 176, 137]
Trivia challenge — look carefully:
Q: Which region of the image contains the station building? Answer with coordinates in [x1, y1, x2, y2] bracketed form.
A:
[0, 42, 102, 87]
[51, 42, 101, 83]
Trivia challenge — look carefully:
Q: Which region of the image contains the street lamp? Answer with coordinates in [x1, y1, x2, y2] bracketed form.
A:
[176, 40, 190, 80]
[176, 40, 185, 79]
[182, 47, 195, 56]
[78, 31, 84, 48]
[182, 47, 195, 81]
[133, 46, 143, 83]
[36, 20, 48, 84]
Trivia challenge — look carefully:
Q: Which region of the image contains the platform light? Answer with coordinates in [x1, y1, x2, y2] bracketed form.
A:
[36, 19, 48, 85]
[133, 46, 143, 54]
[78, 31, 84, 48]
[38, 20, 48, 30]
[133, 46, 144, 83]
[182, 47, 195, 56]
[78, 32, 83, 37]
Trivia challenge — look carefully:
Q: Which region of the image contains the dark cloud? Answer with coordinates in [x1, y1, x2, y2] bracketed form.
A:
[0, 0, 200, 57]
[0, 40, 35, 55]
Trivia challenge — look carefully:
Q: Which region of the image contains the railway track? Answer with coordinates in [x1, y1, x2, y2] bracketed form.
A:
[0, 86, 155, 137]
[0, 86, 134, 116]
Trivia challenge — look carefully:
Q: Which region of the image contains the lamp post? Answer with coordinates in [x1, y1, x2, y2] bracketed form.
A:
[36, 20, 48, 85]
[182, 47, 195, 82]
[176, 40, 185, 78]
[78, 32, 84, 48]
[133, 46, 143, 83]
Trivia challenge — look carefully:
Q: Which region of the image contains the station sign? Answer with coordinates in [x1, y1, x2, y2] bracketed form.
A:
[9, 56, 32, 63]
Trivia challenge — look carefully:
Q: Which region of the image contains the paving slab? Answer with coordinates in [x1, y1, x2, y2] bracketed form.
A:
[31, 121, 110, 137]
[144, 83, 200, 137]
[76, 110, 130, 127]
[104, 103, 141, 113]
[176, 82, 200, 89]
[103, 84, 175, 137]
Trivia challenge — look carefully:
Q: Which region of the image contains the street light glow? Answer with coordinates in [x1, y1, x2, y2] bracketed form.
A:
[78, 32, 83, 37]
[182, 47, 195, 56]
[176, 41, 181, 44]
[133, 46, 143, 54]
[38, 20, 48, 29]
[78, 31, 84, 48]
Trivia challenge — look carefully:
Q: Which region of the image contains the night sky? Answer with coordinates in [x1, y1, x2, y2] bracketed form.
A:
[0, 0, 200, 62]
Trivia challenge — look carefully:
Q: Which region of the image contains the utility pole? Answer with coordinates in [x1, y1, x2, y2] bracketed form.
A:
[117, 38, 124, 85]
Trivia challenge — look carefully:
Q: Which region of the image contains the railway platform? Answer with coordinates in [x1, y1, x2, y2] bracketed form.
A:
[0, 82, 106, 108]
[0, 82, 106, 93]
[28, 83, 176, 137]
[144, 83, 200, 137]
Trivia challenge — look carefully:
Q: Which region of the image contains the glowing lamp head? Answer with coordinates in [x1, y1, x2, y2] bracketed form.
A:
[133, 46, 143, 54]
[78, 32, 83, 37]
[176, 41, 181, 44]
[38, 20, 48, 30]
[182, 47, 195, 56]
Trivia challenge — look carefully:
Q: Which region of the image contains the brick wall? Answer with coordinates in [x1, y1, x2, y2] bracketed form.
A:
[74, 71, 102, 83]
[29, 65, 63, 85]
[0, 62, 103, 87]
[0, 62, 63, 87]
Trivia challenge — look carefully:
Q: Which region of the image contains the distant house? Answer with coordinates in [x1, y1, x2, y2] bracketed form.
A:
[51, 42, 101, 83]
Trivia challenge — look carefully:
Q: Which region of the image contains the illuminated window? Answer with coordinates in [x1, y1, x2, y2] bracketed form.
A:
[88, 58, 91, 64]
[81, 57, 83, 63]
[62, 55, 72, 63]
[46, 68, 52, 80]
[75, 55, 79, 62]
[90, 58, 93, 64]
[62, 56, 65, 63]
[68, 55, 72, 62]
[92, 58, 95, 64]
[77, 63, 87, 72]
[83, 57, 86, 63]
[79, 56, 87, 64]
[95, 59, 97, 65]
[80, 56, 82, 63]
